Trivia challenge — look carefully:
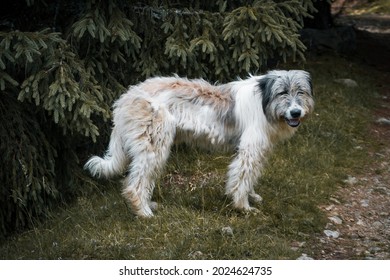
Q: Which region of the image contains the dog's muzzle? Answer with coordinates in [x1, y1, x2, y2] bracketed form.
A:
[285, 109, 302, 128]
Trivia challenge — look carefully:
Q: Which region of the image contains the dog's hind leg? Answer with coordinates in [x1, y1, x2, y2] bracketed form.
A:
[122, 101, 175, 217]
[122, 156, 162, 217]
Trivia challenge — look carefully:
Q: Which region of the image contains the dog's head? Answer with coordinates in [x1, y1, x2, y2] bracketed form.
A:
[258, 70, 314, 127]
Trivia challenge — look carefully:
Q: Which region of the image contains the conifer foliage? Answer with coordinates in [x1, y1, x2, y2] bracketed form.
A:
[0, 0, 315, 236]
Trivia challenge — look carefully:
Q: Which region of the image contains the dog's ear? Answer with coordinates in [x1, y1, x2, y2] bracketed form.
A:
[302, 71, 313, 96]
[258, 74, 276, 115]
[308, 74, 313, 96]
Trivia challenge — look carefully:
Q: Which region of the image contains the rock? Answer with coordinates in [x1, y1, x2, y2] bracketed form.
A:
[221, 226, 234, 236]
[329, 216, 343, 225]
[357, 219, 365, 226]
[297, 253, 314, 260]
[376, 118, 390, 125]
[372, 221, 383, 229]
[325, 204, 335, 211]
[324, 230, 340, 238]
[350, 233, 360, 239]
[188, 251, 203, 258]
[329, 197, 341, 204]
[369, 247, 381, 253]
[360, 199, 369, 207]
[334, 78, 359, 88]
[343, 176, 358, 186]
[291, 241, 306, 251]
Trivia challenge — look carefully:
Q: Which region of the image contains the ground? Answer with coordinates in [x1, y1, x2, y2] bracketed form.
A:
[1, 1, 389, 261]
[310, 78, 390, 259]
[305, 3, 390, 259]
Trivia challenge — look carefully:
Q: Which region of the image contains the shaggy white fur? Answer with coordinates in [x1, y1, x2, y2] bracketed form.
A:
[85, 70, 314, 217]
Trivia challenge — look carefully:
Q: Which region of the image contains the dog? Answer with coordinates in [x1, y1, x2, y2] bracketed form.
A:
[84, 70, 314, 217]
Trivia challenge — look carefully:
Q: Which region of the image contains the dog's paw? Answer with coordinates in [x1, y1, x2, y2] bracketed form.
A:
[149, 201, 158, 211]
[233, 205, 261, 216]
[136, 207, 155, 218]
[244, 206, 261, 215]
[249, 193, 263, 205]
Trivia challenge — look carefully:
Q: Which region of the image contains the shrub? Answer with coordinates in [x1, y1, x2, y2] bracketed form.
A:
[0, 0, 315, 236]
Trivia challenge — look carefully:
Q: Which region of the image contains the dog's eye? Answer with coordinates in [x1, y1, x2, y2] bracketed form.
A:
[277, 91, 288, 96]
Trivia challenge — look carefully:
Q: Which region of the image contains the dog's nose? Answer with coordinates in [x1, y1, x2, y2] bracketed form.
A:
[290, 109, 301, 118]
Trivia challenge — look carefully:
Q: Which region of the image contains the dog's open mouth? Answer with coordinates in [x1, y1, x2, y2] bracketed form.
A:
[285, 118, 301, 127]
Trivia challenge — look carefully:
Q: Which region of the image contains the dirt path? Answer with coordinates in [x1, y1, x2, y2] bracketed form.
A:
[313, 92, 390, 259]
[309, 12, 390, 259]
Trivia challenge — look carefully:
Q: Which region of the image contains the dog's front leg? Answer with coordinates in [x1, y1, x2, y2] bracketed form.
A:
[225, 133, 268, 211]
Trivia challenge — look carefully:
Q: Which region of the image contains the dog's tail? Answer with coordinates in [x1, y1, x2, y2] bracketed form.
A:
[84, 127, 127, 178]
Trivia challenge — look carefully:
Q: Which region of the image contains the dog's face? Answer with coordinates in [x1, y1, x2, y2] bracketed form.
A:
[259, 70, 314, 127]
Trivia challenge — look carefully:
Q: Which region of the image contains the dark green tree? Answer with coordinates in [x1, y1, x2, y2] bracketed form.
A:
[0, 0, 316, 236]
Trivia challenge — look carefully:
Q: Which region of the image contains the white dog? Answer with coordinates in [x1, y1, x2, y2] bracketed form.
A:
[85, 70, 314, 217]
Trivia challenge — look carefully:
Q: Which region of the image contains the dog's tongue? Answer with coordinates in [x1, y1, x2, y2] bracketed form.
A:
[286, 118, 300, 127]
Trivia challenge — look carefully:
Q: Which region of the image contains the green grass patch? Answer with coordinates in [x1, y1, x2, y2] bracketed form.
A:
[0, 55, 381, 259]
[346, 0, 390, 15]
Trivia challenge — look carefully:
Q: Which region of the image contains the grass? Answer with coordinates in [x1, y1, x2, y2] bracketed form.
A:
[345, 0, 390, 15]
[0, 55, 381, 260]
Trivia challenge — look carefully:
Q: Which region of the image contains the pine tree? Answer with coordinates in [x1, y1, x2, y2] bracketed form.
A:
[0, 0, 316, 236]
